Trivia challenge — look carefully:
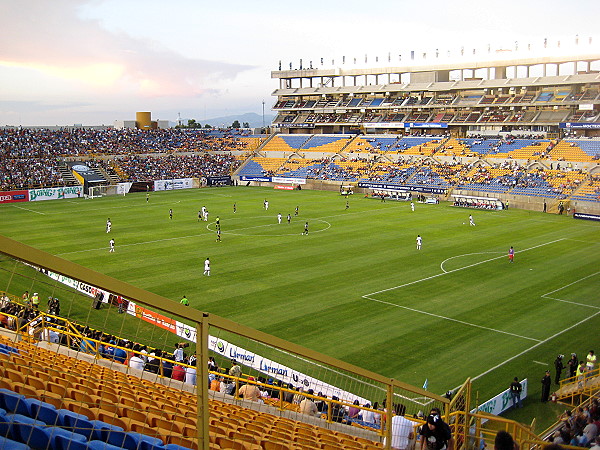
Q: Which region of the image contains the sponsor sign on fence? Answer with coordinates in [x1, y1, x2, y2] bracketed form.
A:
[29, 186, 83, 201]
[272, 177, 306, 185]
[44, 269, 111, 301]
[154, 178, 194, 191]
[240, 176, 272, 182]
[0, 190, 29, 204]
[358, 181, 446, 195]
[40, 268, 372, 404]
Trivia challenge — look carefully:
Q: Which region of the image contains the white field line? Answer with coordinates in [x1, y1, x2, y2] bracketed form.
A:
[540, 271, 600, 310]
[440, 252, 503, 273]
[56, 233, 208, 256]
[447, 273, 600, 391]
[207, 218, 331, 236]
[541, 271, 600, 297]
[364, 238, 566, 297]
[56, 218, 334, 256]
[12, 205, 46, 215]
[533, 361, 549, 366]
[468, 310, 600, 383]
[362, 294, 541, 342]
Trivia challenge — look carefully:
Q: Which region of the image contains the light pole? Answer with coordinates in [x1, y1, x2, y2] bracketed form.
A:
[262, 100, 265, 130]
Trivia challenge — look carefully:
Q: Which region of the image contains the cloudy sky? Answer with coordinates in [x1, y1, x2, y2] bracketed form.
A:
[1, 0, 599, 125]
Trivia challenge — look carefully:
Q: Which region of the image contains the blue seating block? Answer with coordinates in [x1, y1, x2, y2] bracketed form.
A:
[0, 389, 30, 417]
[0, 435, 31, 449]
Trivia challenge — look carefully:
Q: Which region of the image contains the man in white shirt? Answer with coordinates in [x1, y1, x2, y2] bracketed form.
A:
[203, 257, 210, 276]
[129, 354, 145, 371]
[385, 404, 418, 450]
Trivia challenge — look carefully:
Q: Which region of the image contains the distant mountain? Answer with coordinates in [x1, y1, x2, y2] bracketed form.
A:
[199, 112, 275, 129]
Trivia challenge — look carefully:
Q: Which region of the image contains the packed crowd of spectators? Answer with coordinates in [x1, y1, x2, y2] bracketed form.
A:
[0, 127, 255, 157]
[551, 400, 599, 448]
[95, 154, 242, 182]
[1, 157, 65, 191]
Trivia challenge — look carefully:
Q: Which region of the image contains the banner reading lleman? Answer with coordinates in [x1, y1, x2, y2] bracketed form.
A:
[154, 178, 193, 191]
[126, 300, 369, 404]
[29, 186, 83, 201]
[39, 267, 371, 404]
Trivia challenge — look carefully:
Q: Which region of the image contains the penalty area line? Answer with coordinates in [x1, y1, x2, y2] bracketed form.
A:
[364, 238, 566, 297]
[362, 294, 541, 342]
[12, 205, 46, 215]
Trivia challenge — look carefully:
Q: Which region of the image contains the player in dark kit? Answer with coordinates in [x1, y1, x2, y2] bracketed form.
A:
[216, 229, 221, 242]
[302, 222, 309, 235]
[295, 206, 299, 216]
[287, 214, 291, 224]
[169, 209, 173, 220]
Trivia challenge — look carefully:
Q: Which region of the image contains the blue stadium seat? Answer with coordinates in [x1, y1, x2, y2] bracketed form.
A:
[164, 445, 192, 450]
[0, 435, 31, 449]
[0, 390, 31, 417]
[24, 400, 60, 427]
[86, 441, 126, 450]
[11, 422, 86, 449]
[101, 429, 163, 450]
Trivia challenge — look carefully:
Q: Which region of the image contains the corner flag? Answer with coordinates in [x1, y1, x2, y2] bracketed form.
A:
[423, 379, 428, 390]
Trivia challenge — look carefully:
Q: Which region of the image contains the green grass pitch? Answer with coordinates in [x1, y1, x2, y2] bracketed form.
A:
[1, 186, 598, 424]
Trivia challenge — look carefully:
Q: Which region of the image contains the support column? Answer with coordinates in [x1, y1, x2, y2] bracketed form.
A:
[197, 313, 210, 450]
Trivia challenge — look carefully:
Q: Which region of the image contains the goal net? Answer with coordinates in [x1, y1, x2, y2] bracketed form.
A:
[87, 185, 117, 198]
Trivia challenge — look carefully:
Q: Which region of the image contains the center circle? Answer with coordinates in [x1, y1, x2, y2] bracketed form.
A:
[206, 216, 331, 236]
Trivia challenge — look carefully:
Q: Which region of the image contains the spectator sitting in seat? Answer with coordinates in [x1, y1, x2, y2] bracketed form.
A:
[238, 377, 262, 402]
[299, 389, 319, 417]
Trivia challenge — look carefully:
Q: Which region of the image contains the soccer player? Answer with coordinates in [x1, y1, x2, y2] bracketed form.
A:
[469, 215, 475, 226]
[201, 206, 206, 218]
[411, 202, 415, 212]
[203, 258, 211, 276]
[287, 213, 291, 224]
[295, 206, 299, 216]
[216, 228, 221, 242]
[233, 203, 236, 213]
[345, 201, 349, 210]
[109, 238, 115, 252]
[215, 216, 220, 229]
[106, 218, 111, 233]
[169, 209, 173, 220]
[204, 210, 209, 222]
[198, 210, 202, 222]
[146, 193, 149, 203]
[277, 213, 282, 224]
[264, 200, 269, 210]
[302, 222, 309, 235]
[508, 246, 514, 263]
[416, 235, 422, 250]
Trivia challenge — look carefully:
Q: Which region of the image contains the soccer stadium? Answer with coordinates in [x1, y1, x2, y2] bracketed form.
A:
[0, 50, 599, 450]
